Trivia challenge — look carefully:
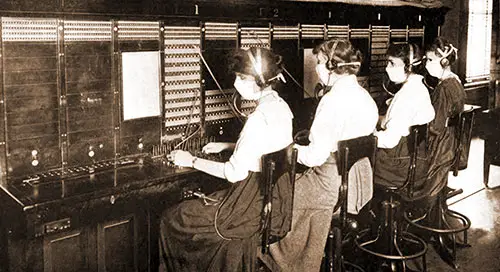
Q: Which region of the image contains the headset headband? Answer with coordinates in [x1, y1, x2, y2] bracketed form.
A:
[409, 44, 414, 65]
[326, 40, 361, 68]
[408, 44, 422, 66]
[247, 48, 266, 84]
[328, 40, 339, 61]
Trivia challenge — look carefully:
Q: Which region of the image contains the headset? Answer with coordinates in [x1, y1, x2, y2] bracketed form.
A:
[247, 47, 286, 88]
[383, 43, 419, 96]
[436, 43, 458, 67]
[233, 48, 270, 118]
[247, 48, 266, 87]
[325, 40, 361, 71]
[232, 49, 264, 118]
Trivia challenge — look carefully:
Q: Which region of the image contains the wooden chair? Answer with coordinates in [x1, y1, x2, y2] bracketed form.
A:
[260, 144, 298, 255]
[403, 109, 476, 269]
[325, 134, 377, 272]
[355, 125, 429, 272]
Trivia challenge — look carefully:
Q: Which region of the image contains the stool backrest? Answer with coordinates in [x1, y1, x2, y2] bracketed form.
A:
[260, 144, 298, 254]
[406, 124, 428, 198]
[449, 109, 476, 176]
[335, 134, 377, 228]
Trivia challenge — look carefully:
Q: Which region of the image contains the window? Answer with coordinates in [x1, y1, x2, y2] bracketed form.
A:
[466, 0, 493, 82]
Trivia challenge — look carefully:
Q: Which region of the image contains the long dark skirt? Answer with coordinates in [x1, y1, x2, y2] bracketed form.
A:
[374, 136, 431, 199]
[427, 125, 458, 195]
[159, 171, 293, 272]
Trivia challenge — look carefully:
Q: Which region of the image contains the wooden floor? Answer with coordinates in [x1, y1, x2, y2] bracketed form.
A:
[426, 137, 500, 272]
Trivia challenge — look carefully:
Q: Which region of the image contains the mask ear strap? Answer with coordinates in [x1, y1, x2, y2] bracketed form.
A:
[411, 48, 422, 66]
[247, 48, 266, 85]
[436, 47, 448, 59]
[337, 61, 361, 67]
[407, 44, 422, 69]
[437, 43, 458, 60]
[450, 44, 458, 55]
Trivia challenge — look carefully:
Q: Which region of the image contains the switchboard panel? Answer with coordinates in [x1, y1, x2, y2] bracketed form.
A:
[0, 15, 426, 185]
[117, 21, 162, 158]
[1, 17, 61, 177]
[64, 20, 115, 167]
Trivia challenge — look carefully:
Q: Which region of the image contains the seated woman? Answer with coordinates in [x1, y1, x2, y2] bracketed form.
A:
[159, 47, 293, 272]
[424, 37, 466, 195]
[374, 43, 435, 195]
[269, 38, 379, 272]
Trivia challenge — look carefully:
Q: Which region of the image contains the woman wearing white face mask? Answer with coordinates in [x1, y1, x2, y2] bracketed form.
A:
[424, 37, 466, 195]
[373, 43, 435, 194]
[160, 47, 293, 272]
[268, 39, 378, 272]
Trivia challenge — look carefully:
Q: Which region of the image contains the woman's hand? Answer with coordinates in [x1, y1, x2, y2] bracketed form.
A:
[293, 129, 310, 145]
[202, 142, 233, 154]
[167, 150, 194, 167]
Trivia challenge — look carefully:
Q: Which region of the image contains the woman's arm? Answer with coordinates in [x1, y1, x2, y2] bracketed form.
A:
[169, 115, 264, 183]
[374, 95, 411, 149]
[202, 142, 236, 154]
[296, 95, 339, 167]
[168, 149, 227, 180]
[376, 82, 434, 148]
[193, 157, 226, 179]
[428, 86, 449, 137]
[223, 116, 264, 182]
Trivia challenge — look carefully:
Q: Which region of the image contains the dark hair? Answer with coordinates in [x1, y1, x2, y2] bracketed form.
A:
[229, 47, 284, 88]
[313, 39, 363, 75]
[386, 43, 422, 73]
[428, 37, 457, 67]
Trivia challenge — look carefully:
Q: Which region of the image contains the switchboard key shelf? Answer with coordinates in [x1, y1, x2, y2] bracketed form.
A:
[17, 158, 140, 186]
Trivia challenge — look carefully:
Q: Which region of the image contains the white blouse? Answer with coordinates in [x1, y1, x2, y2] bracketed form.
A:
[375, 74, 435, 148]
[296, 75, 379, 167]
[224, 91, 294, 183]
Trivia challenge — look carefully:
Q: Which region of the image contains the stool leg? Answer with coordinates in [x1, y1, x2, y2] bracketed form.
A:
[441, 213, 457, 261]
[445, 209, 471, 247]
[356, 199, 427, 272]
[434, 234, 458, 269]
[422, 252, 427, 272]
[382, 200, 399, 257]
[326, 228, 334, 272]
[334, 227, 343, 272]
[404, 194, 470, 270]
[432, 200, 460, 269]
[393, 234, 407, 271]
[484, 148, 491, 188]
[441, 199, 471, 248]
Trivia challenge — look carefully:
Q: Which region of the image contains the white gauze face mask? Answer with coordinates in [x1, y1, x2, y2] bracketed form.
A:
[425, 51, 446, 78]
[234, 77, 260, 100]
[425, 60, 444, 78]
[385, 66, 407, 83]
[315, 64, 332, 86]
